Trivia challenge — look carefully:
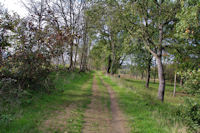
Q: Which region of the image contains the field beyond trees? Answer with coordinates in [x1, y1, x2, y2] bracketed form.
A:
[0, 0, 200, 133]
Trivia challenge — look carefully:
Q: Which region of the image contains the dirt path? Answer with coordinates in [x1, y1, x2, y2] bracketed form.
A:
[102, 79, 130, 133]
[83, 75, 129, 133]
[82, 76, 112, 133]
[39, 74, 129, 133]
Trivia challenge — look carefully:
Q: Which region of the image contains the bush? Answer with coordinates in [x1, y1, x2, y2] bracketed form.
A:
[177, 98, 200, 132]
[0, 50, 55, 122]
[176, 69, 200, 132]
[180, 69, 200, 95]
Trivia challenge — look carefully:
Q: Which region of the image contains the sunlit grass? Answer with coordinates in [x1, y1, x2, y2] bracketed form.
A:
[100, 72, 187, 133]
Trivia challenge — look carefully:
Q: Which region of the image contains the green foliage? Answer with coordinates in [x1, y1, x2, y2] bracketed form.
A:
[0, 9, 55, 109]
[176, 0, 200, 40]
[177, 98, 200, 132]
[87, 1, 131, 74]
[89, 41, 109, 70]
[179, 69, 200, 95]
[129, 40, 152, 75]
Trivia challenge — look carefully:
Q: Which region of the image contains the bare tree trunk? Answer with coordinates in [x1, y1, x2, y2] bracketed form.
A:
[74, 44, 78, 69]
[80, 33, 88, 72]
[173, 72, 177, 97]
[69, 0, 74, 70]
[0, 47, 2, 66]
[153, 58, 156, 83]
[156, 24, 165, 102]
[69, 44, 74, 70]
[62, 52, 65, 67]
[156, 55, 165, 102]
[146, 58, 151, 88]
[80, 12, 88, 72]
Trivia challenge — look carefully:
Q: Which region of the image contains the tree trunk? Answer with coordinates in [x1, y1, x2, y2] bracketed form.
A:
[146, 59, 151, 88]
[62, 52, 65, 67]
[111, 60, 115, 75]
[69, 44, 73, 70]
[110, 42, 115, 75]
[74, 38, 79, 69]
[107, 55, 112, 73]
[74, 44, 78, 69]
[156, 56, 165, 102]
[173, 72, 177, 97]
[80, 16, 88, 72]
[157, 23, 165, 102]
[0, 47, 2, 66]
[80, 46, 84, 70]
[154, 59, 156, 83]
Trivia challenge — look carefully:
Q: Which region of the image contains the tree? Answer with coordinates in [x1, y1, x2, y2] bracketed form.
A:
[129, 39, 152, 88]
[0, 6, 13, 66]
[123, 0, 181, 102]
[87, 0, 130, 74]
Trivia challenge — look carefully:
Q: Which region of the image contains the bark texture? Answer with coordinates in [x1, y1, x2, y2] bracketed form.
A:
[145, 58, 151, 88]
[173, 72, 177, 97]
[156, 55, 165, 102]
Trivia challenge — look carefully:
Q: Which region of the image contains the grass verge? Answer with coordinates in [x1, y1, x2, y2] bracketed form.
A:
[101, 72, 187, 133]
[0, 70, 93, 133]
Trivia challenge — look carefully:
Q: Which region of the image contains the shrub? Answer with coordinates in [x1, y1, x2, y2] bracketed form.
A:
[177, 98, 200, 132]
[181, 69, 200, 95]
[176, 69, 200, 132]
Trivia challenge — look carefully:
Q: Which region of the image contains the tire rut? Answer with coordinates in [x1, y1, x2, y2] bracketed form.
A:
[101, 78, 130, 133]
[82, 76, 112, 133]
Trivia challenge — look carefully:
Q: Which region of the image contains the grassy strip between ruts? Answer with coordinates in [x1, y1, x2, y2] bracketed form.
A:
[0, 70, 93, 133]
[96, 73, 111, 111]
[100, 72, 187, 133]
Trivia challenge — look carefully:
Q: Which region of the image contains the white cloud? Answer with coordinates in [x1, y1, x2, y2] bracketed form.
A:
[0, 0, 28, 17]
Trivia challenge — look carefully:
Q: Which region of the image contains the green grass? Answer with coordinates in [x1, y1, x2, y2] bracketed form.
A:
[0, 70, 93, 133]
[96, 73, 111, 111]
[64, 74, 93, 133]
[100, 72, 187, 133]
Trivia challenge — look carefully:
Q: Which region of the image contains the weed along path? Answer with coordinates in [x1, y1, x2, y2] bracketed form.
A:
[83, 74, 129, 133]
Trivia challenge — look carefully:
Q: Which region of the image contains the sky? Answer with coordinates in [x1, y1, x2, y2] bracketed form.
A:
[0, 0, 28, 17]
